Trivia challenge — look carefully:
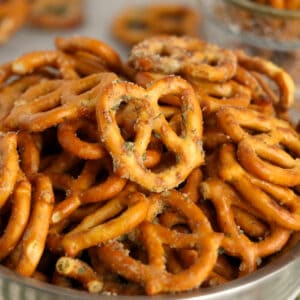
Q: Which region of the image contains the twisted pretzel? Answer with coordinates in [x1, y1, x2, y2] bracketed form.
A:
[49, 157, 126, 225]
[129, 36, 237, 82]
[97, 75, 204, 192]
[56, 257, 102, 293]
[29, 0, 84, 29]
[55, 36, 122, 73]
[12, 50, 79, 80]
[0, 132, 19, 209]
[236, 50, 294, 111]
[5, 72, 118, 132]
[219, 143, 300, 230]
[15, 174, 54, 276]
[97, 190, 222, 295]
[61, 188, 149, 257]
[202, 176, 290, 275]
[0, 0, 28, 44]
[0, 179, 31, 261]
[112, 4, 198, 46]
[217, 106, 300, 186]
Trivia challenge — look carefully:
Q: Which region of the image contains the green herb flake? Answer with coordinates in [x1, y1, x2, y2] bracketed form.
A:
[218, 247, 225, 255]
[124, 141, 135, 152]
[78, 267, 86, 274]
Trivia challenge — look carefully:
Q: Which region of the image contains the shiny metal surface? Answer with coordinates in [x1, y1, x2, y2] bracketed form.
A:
[0, 243, 300, 300]
[0, 0, 300, 299]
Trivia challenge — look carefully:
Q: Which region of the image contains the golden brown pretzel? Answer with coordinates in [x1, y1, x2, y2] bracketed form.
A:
[5, 72, 118, 132]
[12, 50, 79, 80]
[0, 179, 31, 261]
[97, 190, 222, 295]
[49, 157, 126, 225]
[56, 257, 103, 293]
[15, 174, 54, 276]
[129, 36, 237, 82]
[55, 36, 122, 73]
[97, 75, 204, 192]
[202, 177, 290, 275]
[57, 119, 107, 160]
[219, 143, 300, 230]
[61, 188, 149, 257]
[0, 132, 19, 209]
[236, 50, 294, 111]
[29, 0, 84, 29]
[112, 4, 198, 46]
[0, 0, 28, 44]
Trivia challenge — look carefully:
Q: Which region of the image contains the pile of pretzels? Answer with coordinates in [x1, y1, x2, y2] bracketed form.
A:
[0, 34, 298, 295]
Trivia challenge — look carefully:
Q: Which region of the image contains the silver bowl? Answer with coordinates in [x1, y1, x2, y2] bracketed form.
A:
[0, 242, 300, 300]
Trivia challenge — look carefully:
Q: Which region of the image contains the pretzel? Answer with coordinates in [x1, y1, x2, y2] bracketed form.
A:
[0, 132, 19, 209]
[216, 106, 300, 186]
[29, 0, 84, 29]
[11, 50, 78, 80]
[15, 174, 54, 276]
[202, 176, 290, 275]
[112, 4, 198, 46]
[49, 157, 126, 224]
[55, 36, 122, 73]
[236, 50, 294, 111]
[129, 36, 237, 82]
[0, 179, 31, 261]
[219, 143, 300, 230]
[5, 72, 118, 132]
[97, 75, 204, 192]
[61, 189, 149, 257]
[17, 131, 42, 178]
[57, 119, 107, 160]
[0, 76, 41, 128]
[56, 257, 103, 293]
[189, 77, 251, 113]
[0, 0, 28, 44]
[97, 190, 222, 295]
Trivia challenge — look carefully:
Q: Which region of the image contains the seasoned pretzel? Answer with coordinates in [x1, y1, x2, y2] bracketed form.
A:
[56, 257, 103, 293]
[216, 106, 300, 186]
[0, 0, 28, 44]
[219, 143, 300, 230]
[236, 50, 294, 111]
[61, 189, 149, 257]
[97, 190, 222, 295]
[202, 176, 290, 275]
[49, 157, 126, 225]
[29, 0, 84, 29]
[17, 131, 42, 178]
[58, 119, 107, 160]
[15, 174, 54, 276]
[0, 75, 41, 128]
[55, 36, 122, 73]
[189, 77, 251, 113]
[97, 75, 204, 192]
[5, 72, 118, 131]
[112, 5, 198, 46]
[0, 179, 31, 261]
[0, 132, 19, 209]
[12, 50, 78, 80]
[129, 36, 237, 82]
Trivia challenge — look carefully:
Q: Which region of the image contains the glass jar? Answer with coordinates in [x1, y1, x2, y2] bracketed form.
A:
[199, 0, 300, 99]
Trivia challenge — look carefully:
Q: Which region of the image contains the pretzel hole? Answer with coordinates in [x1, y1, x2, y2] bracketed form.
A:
[127, 20, 147, 31]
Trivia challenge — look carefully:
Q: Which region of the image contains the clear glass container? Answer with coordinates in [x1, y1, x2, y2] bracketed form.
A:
[199, 0, 300, 98]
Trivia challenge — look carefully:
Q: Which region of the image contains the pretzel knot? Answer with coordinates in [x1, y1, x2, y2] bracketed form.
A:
[217, 106, 300, 186]
[219, 143, 300, 230]
[129, 36, 237, 82]
[97, 75, 204, 192]
[96, 190, 222, 295]
[5, 72, 118, 132]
